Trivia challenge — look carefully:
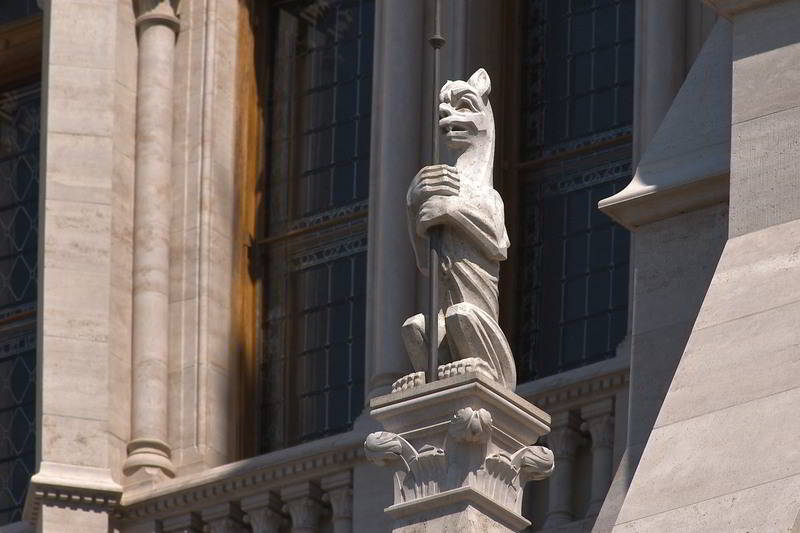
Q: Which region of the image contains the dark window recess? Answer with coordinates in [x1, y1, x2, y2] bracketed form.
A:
[517, 156, 630, 381]
[521, 0, 634, 160]
[261, 0, 373, 451]
[0, 0, 40, 27]
[0, 84, 39, 525]
[516, 0, 633, 383]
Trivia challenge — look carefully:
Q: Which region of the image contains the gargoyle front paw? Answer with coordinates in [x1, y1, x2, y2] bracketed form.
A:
[392, 371, 426, 393]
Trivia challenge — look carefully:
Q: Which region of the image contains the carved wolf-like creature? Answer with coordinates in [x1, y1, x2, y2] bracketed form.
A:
[400, 68, 516, 391]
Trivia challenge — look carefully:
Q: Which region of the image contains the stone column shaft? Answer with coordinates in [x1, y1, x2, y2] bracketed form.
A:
[543, 413, 582, 528]
[634, 0, 686, 166]
[582, 400, 615, 517]
[125, 1, 179, 479]
[322, 471, 353, 533]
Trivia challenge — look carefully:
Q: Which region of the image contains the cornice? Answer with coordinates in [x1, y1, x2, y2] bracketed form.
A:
[119, 431, 366, 522]
[23, 463, 123, 524]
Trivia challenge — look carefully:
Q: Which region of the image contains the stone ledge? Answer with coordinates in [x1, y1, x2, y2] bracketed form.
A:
[23, 462, 123, 524]
[386, 486, 530, 531]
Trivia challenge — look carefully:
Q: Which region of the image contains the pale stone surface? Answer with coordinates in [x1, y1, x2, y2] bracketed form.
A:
[617, 386, 800, 526]
[30, 0, 121, 529]
[611, 4, 800, 527]
[400, 69, 514, 391]
[728, 1, 800, 237]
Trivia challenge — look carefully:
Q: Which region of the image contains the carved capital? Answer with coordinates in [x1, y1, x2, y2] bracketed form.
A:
[321, 471, 353, 521]
[547, 412, 583, 459]
[135, 0, 180, 32]
[245, 507, 284, 533]
[585, 415, 615, 450]
[281, 482, 324, 532]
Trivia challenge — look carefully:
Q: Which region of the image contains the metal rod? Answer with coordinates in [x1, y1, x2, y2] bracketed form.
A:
[427, 0, 446, 384]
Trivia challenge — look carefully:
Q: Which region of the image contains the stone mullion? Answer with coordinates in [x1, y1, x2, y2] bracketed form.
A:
[581, 399, 615, 518]
[124, 0, 180, 480]
[543, 411, 582, 528]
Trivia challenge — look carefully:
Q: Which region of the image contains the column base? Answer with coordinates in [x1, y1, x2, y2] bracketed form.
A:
[123, 438, 175, 480]
[365, 372, 554, 532]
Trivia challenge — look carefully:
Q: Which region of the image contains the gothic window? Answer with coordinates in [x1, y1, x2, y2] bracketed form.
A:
[260, 0, 373, 450]
[515, 0, 633, 382]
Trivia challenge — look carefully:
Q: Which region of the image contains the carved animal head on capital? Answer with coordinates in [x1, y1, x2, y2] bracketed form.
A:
[439, 68, 494, 152]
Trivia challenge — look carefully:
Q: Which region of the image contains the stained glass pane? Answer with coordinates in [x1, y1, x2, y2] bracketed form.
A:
[262, 0, 372, 451]
[0, 84, 39, 524]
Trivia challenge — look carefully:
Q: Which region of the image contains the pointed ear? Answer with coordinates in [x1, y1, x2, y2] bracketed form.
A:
[467, 68, 491, 97]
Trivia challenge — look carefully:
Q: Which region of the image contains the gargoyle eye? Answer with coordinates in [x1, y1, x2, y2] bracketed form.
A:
[457, 97, 478, 112]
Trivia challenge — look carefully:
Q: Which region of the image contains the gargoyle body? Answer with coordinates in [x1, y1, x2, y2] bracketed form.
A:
[401, 68, 516, 390]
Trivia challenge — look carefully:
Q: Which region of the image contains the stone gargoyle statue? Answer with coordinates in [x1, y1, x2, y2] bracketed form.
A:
[398, 68, 516, 392]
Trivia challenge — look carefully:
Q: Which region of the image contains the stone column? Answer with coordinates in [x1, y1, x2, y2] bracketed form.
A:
[242, 492, 285, 533]
[633, 0, 686, 165]
[322, 471, 354, 533]
[543, 412, 582, 528]
[364, 0, 425, 399]
[581, 400, 615, 517]
[281, 482, 325, 533]
[124, 0, 179, 480]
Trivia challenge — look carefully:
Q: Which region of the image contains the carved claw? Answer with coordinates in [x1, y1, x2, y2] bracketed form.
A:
[448, 407, 493, 443]
[511, 445, 555, 481]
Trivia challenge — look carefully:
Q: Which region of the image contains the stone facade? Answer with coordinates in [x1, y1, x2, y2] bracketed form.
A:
[0, 0, 797, 531]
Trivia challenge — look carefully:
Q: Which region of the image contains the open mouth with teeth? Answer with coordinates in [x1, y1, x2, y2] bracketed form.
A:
[442, 123, 470, 137]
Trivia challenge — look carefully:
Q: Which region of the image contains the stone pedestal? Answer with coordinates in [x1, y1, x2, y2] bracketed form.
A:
[365, 373, 553, 532]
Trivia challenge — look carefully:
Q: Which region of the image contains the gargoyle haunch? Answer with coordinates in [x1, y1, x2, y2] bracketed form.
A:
[400, 68, 516, 391]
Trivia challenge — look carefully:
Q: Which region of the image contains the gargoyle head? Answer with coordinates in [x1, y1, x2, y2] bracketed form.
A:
[439, 68, 494, 152]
